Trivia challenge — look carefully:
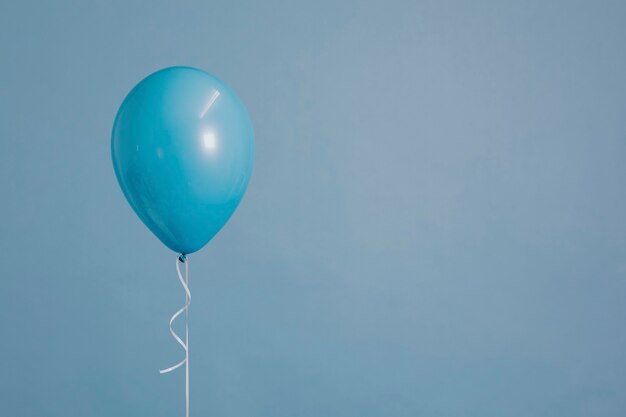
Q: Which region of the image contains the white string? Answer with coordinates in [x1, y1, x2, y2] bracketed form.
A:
[160, 255, 190, 417]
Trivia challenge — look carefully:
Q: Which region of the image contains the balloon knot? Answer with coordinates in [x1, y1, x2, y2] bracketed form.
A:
[178, 254, 187, 263]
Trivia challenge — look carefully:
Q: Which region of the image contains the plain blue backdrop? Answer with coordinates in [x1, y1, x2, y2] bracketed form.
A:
[1, 1, 625, 416]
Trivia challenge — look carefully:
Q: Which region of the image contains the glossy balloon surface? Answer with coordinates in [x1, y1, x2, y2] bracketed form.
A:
[111, 67, 254, 254]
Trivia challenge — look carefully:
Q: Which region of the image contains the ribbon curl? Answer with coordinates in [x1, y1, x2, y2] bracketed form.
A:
[160, 255, 191, 417]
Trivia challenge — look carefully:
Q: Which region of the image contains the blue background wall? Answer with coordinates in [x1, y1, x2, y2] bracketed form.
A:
[1, 1, 626, 416]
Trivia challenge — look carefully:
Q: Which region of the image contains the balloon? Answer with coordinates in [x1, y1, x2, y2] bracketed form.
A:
[111, 67, 255, 255]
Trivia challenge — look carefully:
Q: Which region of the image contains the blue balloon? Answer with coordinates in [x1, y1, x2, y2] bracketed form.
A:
[111, 67, 255, 255]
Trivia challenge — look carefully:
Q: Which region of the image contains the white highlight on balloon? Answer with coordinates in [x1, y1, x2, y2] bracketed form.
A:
[199, 90, 220, 118]
[203, 132, 217, 151]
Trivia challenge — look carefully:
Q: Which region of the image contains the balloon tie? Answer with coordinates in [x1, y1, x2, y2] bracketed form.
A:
[159, 254, 190, 417]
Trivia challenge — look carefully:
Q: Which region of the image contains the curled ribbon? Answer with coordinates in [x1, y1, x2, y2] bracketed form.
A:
[160, 255, 191, 417]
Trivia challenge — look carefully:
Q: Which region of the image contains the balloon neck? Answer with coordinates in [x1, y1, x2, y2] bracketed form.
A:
[178, 254, 187, 263]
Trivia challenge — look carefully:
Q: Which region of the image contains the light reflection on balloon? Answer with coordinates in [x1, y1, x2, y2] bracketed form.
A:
[202, 132, 217, 152]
